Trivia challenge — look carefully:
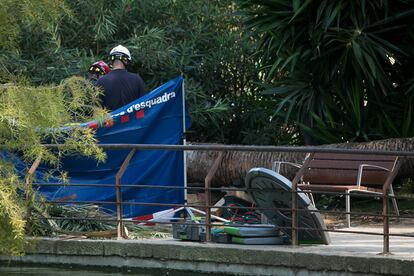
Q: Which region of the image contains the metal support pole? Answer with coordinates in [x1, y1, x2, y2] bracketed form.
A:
[291, 153, 314, 246]
[382, 192, 390, 255]
[25, 155, 42, 235]
[181, 76, 188, 206]
[380, 157, 400, 255]
[180, 75, 191, 222]
[291, 184, 298, 246]
[346, 191, 351, 228]
[204, 151, 225, 243]
[115, 149, 136, 240]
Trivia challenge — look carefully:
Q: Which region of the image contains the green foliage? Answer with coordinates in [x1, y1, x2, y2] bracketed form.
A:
[0, 1, 296, 255]
[0, 0, 77, 86]
[0, 159, 26, 255]
[0, 1, 305, 254]
[47, 204, 116, 233]
[399, 178, 414, 195]
[31, 203, 170, 239]
[0, 77, 106, 254]
[0, 0, 296, 146]
[0, 1, 78, 255]
[0, 77, 106, 164]
[0, 0, 69, 51]
[238, 0, 414, 144]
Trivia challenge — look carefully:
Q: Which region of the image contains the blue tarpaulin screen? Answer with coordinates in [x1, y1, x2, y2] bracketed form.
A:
[4, 76, 189, 217]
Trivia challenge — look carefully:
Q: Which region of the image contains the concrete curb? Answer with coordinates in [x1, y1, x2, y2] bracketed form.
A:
[1, 238, 413, 275]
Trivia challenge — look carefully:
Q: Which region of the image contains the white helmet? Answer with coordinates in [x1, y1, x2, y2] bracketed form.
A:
[109, 45, 131, 61]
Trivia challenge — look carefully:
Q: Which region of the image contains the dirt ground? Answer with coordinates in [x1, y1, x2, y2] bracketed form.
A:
[323, 213, 414, 230]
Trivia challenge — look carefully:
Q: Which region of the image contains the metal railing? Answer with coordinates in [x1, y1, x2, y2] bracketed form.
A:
[23, 143, 414, 255]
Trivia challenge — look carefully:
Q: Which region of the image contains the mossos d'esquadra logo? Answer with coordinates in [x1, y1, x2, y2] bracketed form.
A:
[112, 91, 176, 118]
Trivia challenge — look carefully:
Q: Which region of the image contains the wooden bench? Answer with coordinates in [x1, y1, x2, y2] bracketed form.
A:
[273, 153, 401, 227]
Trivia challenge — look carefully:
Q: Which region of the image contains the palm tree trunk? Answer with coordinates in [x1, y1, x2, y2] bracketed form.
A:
[187, 138, 414, 187]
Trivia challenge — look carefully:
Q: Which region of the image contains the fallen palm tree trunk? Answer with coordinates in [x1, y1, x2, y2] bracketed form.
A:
[186, 138, 414, 187]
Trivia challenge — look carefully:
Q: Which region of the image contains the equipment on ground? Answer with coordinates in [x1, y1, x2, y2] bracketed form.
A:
[223, 225, 279, 237]
[245, 168, 331, 245]
[173, 222, 285, 245]
[172, 220, 206, 241]
[224, 225, 285, 245]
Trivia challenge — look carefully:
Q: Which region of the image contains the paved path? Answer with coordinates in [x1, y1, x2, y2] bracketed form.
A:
[325, 226, 414, 258]
[1, 225, 413, 275]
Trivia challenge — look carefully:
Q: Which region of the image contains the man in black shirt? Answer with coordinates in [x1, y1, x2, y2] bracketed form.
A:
[96, 45, 146, 111]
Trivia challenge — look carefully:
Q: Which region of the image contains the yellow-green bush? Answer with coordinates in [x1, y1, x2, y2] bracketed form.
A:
[0, 77, 106, 255]
[0, 159, 25, 255]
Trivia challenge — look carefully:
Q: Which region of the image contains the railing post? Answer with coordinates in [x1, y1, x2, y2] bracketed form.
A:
[290, 153, 313, 246]
[115, 149, 136, 240]
[380, 157, 400, 255]
[345, 191, 351, 228]
[291, 183, 298, 246]
[25, 155, 42, 235]
[382, 192, 390, 255]
[204, 151, 225, 243]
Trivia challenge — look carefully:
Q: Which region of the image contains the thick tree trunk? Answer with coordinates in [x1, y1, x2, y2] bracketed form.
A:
[187, 138, 414, 187]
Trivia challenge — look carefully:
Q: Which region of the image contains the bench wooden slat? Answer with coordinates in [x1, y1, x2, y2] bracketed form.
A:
[303, 170, 388, 185]
[312, 153, 396, 162]
[307, 160, 395, 170]
[298, 184, 382, 193]
[298, 184, 366, 191]
[302, 182, 386, 187]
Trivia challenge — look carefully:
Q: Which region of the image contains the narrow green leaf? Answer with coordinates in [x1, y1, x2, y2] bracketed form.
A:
[363, 52, 378, 79]
[261, 86, 292, 95]
[361, 0, 366, 19]
[289, 0, 312, 23]
[293, 0, 300, 12]
[324, 2, 341, 30]
[280, 52, 300, 71]
[366, 8, 414, 29]
[266, 57, 283, 80]
[316, 0, 328, 25]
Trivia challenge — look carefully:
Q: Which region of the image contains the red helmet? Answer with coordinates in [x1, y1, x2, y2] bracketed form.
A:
[88, 60, 110, 75]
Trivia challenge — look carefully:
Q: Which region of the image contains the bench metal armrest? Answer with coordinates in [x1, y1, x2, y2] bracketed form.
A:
[357, 164, 390, 188]
[272, 161, 302, 173]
